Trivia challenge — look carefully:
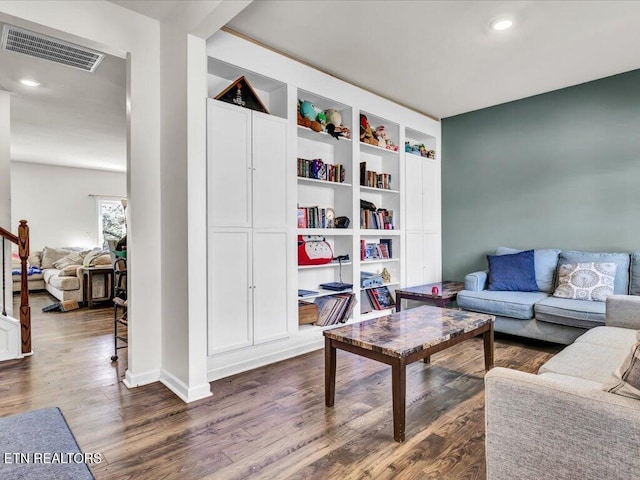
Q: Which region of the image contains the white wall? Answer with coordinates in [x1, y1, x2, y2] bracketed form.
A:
[10, 162, 126, 252]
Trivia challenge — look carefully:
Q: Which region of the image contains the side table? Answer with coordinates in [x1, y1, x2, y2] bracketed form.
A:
[82, 266, 114, 309]
[395, 281, 465, 311]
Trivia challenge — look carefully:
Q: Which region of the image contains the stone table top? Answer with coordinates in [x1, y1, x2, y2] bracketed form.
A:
[395, 281, 465, 300]
[323, 305, 494, 358]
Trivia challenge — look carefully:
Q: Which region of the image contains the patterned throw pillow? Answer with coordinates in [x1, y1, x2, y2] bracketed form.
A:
[606, 340, 640, 400]
[553, 262, 616, 302]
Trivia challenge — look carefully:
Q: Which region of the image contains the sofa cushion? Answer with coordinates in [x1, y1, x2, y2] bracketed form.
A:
[539, 342, 629, 385]
[457, 290, 549, 320]
[575, 326, 639, 350]
[557, 251, 630, 295]
[58, 265, 80, 277]
[535, 296, 606, 329]
[28, 251, 42, 269]
[553, 262, 616, 302]
[41, 247, 74, 269]
[487, 250, 538, 292]
[496, 247, 561, 293]
[607, 339, 640, 400]
[45, 271, 80, 291]
[53, 252, 84, 270]
[12, 271, 44, 282]
[631, 251, 640, 296]
[538, 372, 605, 390]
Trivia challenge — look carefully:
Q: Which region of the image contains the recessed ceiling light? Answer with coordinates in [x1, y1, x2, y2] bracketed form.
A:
[491, 18, 513, 31]
[20, 79, 40, 87]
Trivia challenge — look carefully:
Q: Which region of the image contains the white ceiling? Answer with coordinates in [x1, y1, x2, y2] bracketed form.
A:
[3, 1, 640, 172]
[0, 18, 126, 172]
[226, 0, 640, 119]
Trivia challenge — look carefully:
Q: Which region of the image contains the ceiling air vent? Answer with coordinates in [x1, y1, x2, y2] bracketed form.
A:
[1, 24, 104, 72]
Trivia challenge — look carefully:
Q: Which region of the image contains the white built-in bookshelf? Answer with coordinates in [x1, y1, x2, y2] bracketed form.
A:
[204, 31, 441, 381]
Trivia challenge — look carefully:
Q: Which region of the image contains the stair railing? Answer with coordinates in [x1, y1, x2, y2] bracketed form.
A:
[0, 220, 31, 354]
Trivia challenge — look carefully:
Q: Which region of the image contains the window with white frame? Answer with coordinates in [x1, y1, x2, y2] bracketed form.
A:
[97, 198, 126, 250]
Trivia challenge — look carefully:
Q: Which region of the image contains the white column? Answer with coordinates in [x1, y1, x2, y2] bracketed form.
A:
[0, 91, 12, 317]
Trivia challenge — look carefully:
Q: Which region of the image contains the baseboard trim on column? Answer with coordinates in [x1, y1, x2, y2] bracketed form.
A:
[123, 368, 161, 389]
[160, 369, 212, 403]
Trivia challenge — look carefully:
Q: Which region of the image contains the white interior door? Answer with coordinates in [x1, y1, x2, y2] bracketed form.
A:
[252, 230, 288, 344]
[207, 229, 252, 354]
[207, 100, 252, 228]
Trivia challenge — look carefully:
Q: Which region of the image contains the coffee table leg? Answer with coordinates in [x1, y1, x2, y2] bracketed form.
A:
[395, 293, 403, 312]
[483, 323, 494, 371]
[391, 359, 406, 442]
[325, 338, 336, 407]
[423, 356, 431, 364]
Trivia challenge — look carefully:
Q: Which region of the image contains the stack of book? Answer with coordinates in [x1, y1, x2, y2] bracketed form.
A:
[360, 238, 393, 260]
[297, 206, 335, 228]
[366, 286, 395, 310]
[360, 209, 394, 230]
[314, 293, 357, 326]
[298, 157, 345, 183]
[359, 162, 392, 189]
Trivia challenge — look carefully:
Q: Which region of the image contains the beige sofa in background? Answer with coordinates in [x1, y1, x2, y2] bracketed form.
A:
[12, 247, 112, 303]
[485, 295, 640, 479]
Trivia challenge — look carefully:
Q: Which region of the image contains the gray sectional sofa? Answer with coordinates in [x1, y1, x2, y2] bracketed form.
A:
[485, 295, 640, 479]
[458, 248, 640, 344]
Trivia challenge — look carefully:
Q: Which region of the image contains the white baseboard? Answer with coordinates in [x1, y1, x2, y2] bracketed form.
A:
[160, 369, 212, 403]
[207, 337, 323, 381]
[123, 368, 161, 388]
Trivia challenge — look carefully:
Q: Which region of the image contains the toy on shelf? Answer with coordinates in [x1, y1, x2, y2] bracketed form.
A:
[359, 114, 378, 145]
[298, 100, 351, 140]
[375, 125, 399, 151]
[406, 141, 436, 159]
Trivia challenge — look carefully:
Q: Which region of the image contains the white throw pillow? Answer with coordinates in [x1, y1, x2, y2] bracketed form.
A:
[553, 262, 616, 302]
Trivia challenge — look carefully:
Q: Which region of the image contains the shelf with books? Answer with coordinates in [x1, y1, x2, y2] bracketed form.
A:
[361, 281, 399, 291]
[361, 258, 398, 265]
[298, 287, 354, 300]
[297, 177, 352, 188]
[359, 141, 399, 157]
[360, 185, 400, 195]
[359, 230, 401, 237]
[297, 228, 353, 236]
[360, 308, 395, 321]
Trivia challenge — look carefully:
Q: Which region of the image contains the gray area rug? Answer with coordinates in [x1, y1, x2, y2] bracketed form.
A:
[0, 407, 94, 479]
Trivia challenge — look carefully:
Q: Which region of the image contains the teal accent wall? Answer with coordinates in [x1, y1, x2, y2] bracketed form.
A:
[442, 69, 640, 281]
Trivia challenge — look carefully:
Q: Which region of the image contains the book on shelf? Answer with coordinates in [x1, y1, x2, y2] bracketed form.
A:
[364, 243, 378, 260]
[361, 271, 383, 288]
[314, 293, 356, 326]
[359, 161, 391, 189]
[298, 289, 319, 297]
[297, 205, 335, 229]
[298, 157, 345, 183]
[298, 300, 318, 325]
[366, 286, 396, 310]
[380, 238, 393, 258]
[376, 243, 390, 259]
[360, 208, 394, 230]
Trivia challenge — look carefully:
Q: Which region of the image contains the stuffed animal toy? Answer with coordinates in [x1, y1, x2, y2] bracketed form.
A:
[300, 100, 318, 120]
[360, 114, 378, 145]
[376, 125, 389, 149]
[325, 109, 342, 127]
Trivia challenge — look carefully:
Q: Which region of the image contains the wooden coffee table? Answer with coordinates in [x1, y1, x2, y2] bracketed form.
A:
[395, 281, 465, 311]
[324, 305, 494, 442]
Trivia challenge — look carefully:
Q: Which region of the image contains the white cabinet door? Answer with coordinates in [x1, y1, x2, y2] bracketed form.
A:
[405, 153, 423, 231]
[423, 233, 442, 283]
[252, 112, 288, 229]
[422, 158, 440, 234]
[207, 229, 253, 354]
[405, 232, 425, 286]
[207, 100, 252, 228]
[252, 230, 288, 344]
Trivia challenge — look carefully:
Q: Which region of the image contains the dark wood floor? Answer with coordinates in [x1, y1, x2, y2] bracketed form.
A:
[3, 292, 562, 479]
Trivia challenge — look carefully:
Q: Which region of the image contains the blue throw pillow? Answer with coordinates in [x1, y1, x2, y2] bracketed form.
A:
[487, 249, 538, 292]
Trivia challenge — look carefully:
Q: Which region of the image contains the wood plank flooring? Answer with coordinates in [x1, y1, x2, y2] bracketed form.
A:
[3, 292, 562, 479]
